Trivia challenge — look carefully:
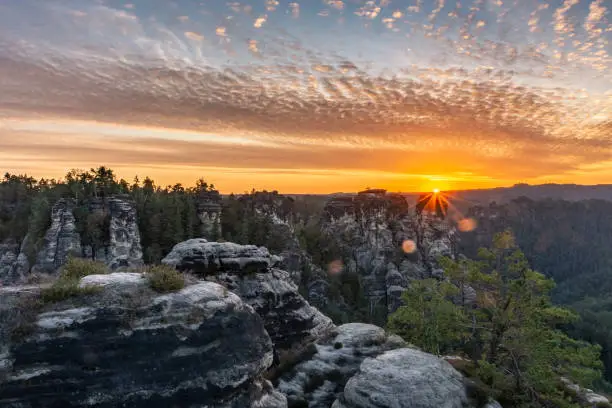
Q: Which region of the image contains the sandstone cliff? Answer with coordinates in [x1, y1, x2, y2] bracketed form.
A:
[162, 239, 335, 360]
[322, 190, 455, 315]
[32, 198, 82, 275]
[0, 238, 29, 284]
[27, 197, 144, 278]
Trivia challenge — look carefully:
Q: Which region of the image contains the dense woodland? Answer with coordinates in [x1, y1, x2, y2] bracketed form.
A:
[0, 168, 323, 263]
[0, 168, 216, 265]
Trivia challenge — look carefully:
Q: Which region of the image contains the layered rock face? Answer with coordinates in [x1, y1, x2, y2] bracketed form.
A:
[323, 190, 455, 315]
[106, 197, 144, 270]
[0, 274, 286, 408]
[32, 199, 81, 275]
[0, 239, 29, 284]
[31, 197, 143, 277]
[162, 239, 335, 358]
[277, 323, 406, 407]
[196, 189, 222, 239]
[162, 239, 274, 275]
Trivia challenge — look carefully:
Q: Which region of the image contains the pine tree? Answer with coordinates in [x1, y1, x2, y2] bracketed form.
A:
[388, 230, 604, 407]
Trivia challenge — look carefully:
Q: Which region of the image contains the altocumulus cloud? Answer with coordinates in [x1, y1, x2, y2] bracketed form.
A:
[0, 0, 611, 191]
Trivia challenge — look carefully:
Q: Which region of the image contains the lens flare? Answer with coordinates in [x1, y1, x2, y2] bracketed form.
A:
[402, 239, 417, 254]
[327, 259, 344, 275]
[457, 217, 477, 232]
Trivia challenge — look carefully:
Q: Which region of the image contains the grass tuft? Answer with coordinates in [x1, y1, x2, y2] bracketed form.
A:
[40, 257, 108, 304]
[146, 265, 185, 293]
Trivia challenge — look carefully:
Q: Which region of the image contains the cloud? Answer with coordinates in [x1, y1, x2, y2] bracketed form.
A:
[254, 15, 267, 28]
[0, 0, 611, 191]
[184, 31, 204, 42]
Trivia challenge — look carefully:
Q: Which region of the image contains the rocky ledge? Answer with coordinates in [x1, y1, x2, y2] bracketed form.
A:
[162, 238, 275, 275]
[162, 239, 335, 360]
[277, 323, 406, 408]
[0, 274, 286, 408]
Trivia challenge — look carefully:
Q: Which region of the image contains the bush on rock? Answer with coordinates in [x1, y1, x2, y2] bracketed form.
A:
[146, 264, 185, 293]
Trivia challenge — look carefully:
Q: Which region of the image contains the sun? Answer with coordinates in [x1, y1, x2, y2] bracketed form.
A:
[433, 188, 440, 194]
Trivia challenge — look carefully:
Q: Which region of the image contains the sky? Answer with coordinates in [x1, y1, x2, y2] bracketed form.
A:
[0, 0, 611, 193]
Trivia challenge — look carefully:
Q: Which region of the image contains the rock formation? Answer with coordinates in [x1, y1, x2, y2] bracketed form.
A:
[322, 189, 455, 316]
[277, 323, 406, 407]
[30, 196, 143, 278]
[162, 239, 274, 275]
[0, 241, 19, 284]
[1, 243, 511, 408]
[196, 189, 222, 239]
[162, 239, 335, 359]
[332, 348, 470, 408]
[106, 196, 143, 270]
[0, 239, 28, 284]
[0, 274, 286, 407]
[32, 199, 81, 275]
[561, 377, 611, 407]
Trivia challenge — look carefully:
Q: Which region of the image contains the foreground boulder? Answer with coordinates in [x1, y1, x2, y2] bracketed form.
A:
[277, 323, 406, 407]
[163, 239, 335, 359]
[0, 274, 286, 407]
[332, 348, 470, 408]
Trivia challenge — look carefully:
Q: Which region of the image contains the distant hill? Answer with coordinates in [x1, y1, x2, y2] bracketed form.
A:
[402, 183, 612, 211]
[290, 184, 612, 212]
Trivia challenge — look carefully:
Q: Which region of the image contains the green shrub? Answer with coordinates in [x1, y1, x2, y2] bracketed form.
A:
[60, 257, 108, 281]
[40, 257, 107, 304]
[40, 281, 101, 303]
[147, 265, 185, 293]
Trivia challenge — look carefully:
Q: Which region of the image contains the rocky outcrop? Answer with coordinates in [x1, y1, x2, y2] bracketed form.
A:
[32, 199, 81, 275]
[332, 348, 470, 408]
[162, 239, 335, 360]
[322, 190, 455, 316]
[0, 240, 28, 284]
[196, 189, 222, 239]
[561, 377, 611, 407]
[162, 239, 273, 275]
[0, 274, 286, 407]
[30, 196, 143, 276]
[277, 323, 406, 407]
[210, 268, 335, 358]
[106, 197, 143, 270]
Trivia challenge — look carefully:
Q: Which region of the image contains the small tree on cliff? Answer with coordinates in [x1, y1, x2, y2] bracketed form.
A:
[387, 278, 467, 355]
[388, 230, 603, 407]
